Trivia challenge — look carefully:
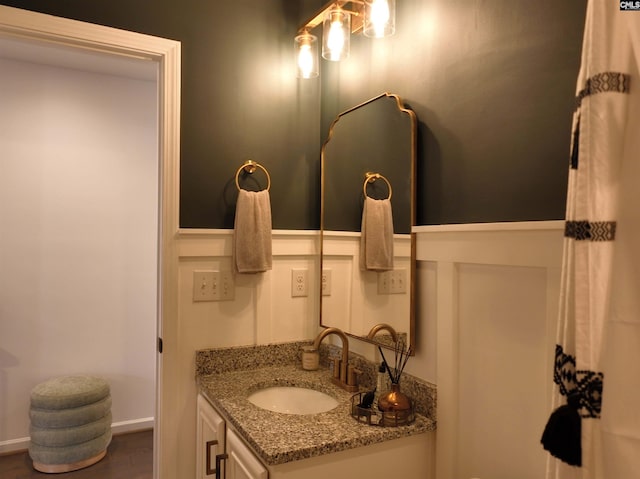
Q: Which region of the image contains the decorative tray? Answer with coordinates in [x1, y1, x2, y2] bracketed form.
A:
[350, 392, 415, 427]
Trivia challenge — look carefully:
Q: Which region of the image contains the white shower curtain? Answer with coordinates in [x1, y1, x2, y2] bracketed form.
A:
[544, 2, 640, 479]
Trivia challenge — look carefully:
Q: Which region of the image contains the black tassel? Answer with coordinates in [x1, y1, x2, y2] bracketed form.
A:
[541, 391, 582, 467]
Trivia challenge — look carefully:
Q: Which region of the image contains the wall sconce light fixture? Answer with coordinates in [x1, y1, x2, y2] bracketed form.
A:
[295, 30, 319, 79]
[322, 4, 351, 61]
[295, 0, 396, 78]
[363, 0, 396, 38]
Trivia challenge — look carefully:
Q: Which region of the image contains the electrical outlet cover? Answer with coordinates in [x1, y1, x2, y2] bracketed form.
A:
[322, 269, 331, 296]
[291, 269, 308, 297]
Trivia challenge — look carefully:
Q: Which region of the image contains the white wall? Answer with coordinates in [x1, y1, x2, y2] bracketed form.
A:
[168, 222, 564, 478]
[173, 229, 320, 477]
[415, 222, 564, 479]
[173, 230, 420, 477]
[321, 232, 412, 339]
[0, 56, 158, 451]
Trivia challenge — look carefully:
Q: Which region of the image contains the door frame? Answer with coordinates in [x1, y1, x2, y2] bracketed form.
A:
[0, 6, 181, 478]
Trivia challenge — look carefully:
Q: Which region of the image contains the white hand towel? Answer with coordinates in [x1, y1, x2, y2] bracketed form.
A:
[233, 189, 272, 273]
[360, 197, 394, 271]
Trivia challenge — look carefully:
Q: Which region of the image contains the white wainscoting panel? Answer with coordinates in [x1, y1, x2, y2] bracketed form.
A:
[321, 231, 411, 338]
[414, 221, 564, 479]
[177, 229, 320, 348]
[174, 229, 321, 478]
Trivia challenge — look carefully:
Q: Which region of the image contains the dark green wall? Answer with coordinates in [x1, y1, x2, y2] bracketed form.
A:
[1, 0, 586, 227]
[321, 0, 586, 225]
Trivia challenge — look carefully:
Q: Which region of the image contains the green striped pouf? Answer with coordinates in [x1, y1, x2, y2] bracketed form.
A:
[28, 376, 112, 473]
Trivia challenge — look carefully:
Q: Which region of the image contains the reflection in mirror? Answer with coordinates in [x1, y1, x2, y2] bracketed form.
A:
[320, 92, 416, 352]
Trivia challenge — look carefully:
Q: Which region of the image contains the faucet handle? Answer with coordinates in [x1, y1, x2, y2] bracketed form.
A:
[347, 365, 363, 387]
[331, 359, 342, 379]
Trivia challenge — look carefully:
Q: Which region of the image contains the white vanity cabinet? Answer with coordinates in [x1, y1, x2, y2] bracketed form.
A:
[226, 428, 269, 479]
[197, 394, 268, 479]
[196, 394, 225, 479]
[197, 392, 434, 479]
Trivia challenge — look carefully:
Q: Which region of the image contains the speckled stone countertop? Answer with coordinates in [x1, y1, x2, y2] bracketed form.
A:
[196, 342, 436, 466]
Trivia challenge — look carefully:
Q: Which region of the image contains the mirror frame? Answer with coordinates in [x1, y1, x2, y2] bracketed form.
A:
[319, 92, 417, 352]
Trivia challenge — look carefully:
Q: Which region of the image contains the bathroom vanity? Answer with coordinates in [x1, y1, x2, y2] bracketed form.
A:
[195, 343, 436, 479]
[196, 394, 267, 479]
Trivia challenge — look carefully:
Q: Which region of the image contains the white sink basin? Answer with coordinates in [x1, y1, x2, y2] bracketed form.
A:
[247, 386, 338, 415]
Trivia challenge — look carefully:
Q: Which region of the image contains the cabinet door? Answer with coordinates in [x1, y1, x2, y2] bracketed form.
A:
[196, 394, 226, 479]
[226, 428, 268, 479]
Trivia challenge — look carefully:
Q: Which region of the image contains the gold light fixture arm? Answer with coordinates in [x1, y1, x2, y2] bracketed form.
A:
[298, 1, 365, 34]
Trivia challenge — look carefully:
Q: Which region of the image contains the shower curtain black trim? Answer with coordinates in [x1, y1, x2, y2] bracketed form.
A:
[564, 220, 617, 241]
[553, 344, 604, 419]
[571, 71, 629, 170]
[575, 71, 630, 109]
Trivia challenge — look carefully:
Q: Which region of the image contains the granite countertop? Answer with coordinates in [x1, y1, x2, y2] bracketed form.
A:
[197, 364, 435, 466]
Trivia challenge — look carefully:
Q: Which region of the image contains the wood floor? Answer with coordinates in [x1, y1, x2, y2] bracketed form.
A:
[0, 430, 153, 479]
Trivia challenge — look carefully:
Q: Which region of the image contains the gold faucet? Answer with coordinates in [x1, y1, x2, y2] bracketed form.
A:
[366, 323, 399, 343]
[313, 327, 358, 392]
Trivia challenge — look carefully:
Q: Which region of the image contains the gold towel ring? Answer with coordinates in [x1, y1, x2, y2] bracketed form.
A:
[363, 172, 392, 200]
[235, 160, 271, 192]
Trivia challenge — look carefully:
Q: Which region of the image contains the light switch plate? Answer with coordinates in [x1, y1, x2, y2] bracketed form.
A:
[377, 269, 407, 295]
[193, 270, 235, 301]
[193, 271, 215, 301]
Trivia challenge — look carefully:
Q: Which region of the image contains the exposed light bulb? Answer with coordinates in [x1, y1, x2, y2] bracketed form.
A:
[369, 0, 390, 38]
[295, 32, 318, 78]
[322, 7, 350, 61]
[364, 0, 395, 38]
[327, 20, 345, 60]
[298, 44, 314, 78]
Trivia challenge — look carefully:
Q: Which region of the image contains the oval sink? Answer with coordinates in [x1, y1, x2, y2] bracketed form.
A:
[247, 386, 338, 415]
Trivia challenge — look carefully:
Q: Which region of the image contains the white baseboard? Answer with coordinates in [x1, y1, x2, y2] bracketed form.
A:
[0, 436, 30, 455]
[111, 417, 155, 435]
[0, 417, 155, 455]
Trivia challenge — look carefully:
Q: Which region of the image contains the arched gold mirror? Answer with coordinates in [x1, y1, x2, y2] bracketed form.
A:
[320, 92, 416, 351]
